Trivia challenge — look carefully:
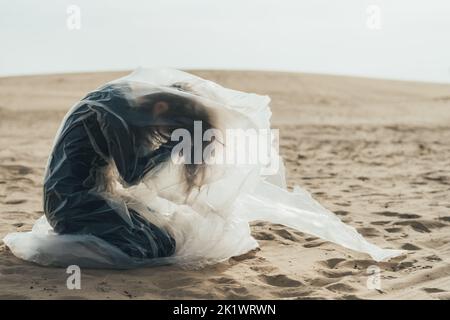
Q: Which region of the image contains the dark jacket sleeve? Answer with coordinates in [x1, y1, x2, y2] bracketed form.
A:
[95, 108, 172, 186]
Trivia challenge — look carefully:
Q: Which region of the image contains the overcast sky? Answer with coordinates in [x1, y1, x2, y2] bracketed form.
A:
[1, 0, 449, 83]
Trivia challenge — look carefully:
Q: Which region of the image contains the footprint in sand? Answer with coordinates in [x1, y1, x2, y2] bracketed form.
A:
[301, 235, 327, 248]
[272, 229, 298, 242]
[303, 241, 328, 248]
[12, 222, 24, 228]
[401, 243, 421, 251]
[384, 227, 403, 233]
[424, 255, 442, 262]
[373, 211, 421, 219]
[224, 286, 251, 299]
[334, 210, 349, 216]
[356, 227, 379, 237]
[230, 249, 259, 262]
[252, 231, 276, 241]
[371, 220, 391, 226]
[395, 220, 430, 233]
[325, 282, 356, 293]
[422, 172, 450, 185]
[210, 277, 239, 285]
[320, 258, 346, 269]
[422, 287, 446, 293]
[334, 202, 351, 207]
[337, 259, 401, 271]
[258, 274, 303, 287]
[394, 220, 446, 233]
[397, 213, 422, 219]
[4, 199, 27, 205]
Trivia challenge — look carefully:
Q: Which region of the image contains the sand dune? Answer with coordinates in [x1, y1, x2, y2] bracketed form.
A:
[0, 70, 449, 299]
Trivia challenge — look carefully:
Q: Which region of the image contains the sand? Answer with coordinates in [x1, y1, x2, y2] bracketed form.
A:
[0, 70, 449, 300]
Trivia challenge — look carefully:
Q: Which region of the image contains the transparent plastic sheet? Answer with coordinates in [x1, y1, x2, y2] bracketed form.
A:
[3, 68, 404, 268]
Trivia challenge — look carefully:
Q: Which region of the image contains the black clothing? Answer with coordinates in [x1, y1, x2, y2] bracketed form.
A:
[43, 84, 176, 259]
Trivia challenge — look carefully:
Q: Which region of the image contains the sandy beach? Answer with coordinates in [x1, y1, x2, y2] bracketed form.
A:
[0, 70, 449, 299]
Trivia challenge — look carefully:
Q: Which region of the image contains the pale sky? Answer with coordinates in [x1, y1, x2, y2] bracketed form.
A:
[1, 0, 450, 83]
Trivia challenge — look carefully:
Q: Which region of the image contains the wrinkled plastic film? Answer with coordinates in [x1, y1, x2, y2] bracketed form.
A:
[3, 68, 404, 268]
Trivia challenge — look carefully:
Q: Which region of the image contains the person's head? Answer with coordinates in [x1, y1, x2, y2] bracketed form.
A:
[136, 89, 215, 194]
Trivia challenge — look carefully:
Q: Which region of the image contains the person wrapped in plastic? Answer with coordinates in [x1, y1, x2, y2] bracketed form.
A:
[4, 68, 404, 268]
[43, 81, 212, 260]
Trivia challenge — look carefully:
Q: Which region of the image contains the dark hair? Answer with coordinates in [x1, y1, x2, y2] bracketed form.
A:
[136, 89, 215, 195]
